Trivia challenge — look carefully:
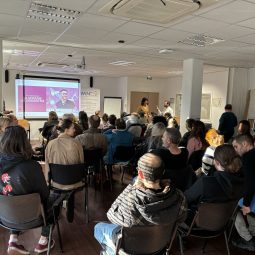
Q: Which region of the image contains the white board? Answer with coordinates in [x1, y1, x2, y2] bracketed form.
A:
[247, 89, 255, 119]
[104, 97, 122, 118]
[80, 88, 100, 117]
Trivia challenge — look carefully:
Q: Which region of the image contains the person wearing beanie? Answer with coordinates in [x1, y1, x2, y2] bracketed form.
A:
[94, 153, 187, 255]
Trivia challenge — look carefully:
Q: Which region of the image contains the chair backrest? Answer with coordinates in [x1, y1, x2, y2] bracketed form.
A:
[83, 148, 102, 166]
[114, 146, 135, 162]
[119, 224, 177, 254]
[195, 201, 237, 231]
[0, 193, 44, 230]
[49, 163, 85, 186]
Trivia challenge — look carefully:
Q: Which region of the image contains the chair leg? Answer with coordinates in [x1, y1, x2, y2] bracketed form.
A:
[106, 165, 113, 191]
[178, 233, 184, 255]
[53, 207, 63, 253]
[120, 166, 125, 184]
[85, 184, 89, 223]
[47, 225, 53, 255]
[224, 231, 231, 255]
[202, 239, 208, 254]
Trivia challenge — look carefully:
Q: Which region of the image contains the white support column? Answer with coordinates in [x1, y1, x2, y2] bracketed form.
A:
[180, 59, 203, 134]
[0, 39, 3, 112]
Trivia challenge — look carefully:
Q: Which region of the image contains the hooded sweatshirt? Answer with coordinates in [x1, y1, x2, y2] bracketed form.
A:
[107, 182, 187, 227]
[185, 170, 244, 206]
[0, 154, 49, 207]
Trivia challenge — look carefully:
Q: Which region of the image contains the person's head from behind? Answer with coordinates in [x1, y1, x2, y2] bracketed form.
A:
[152, 115, 167, 127]
[151, 122, 166, 137]
[48, 111, 58, 121]
[62, 113, 75, 122]
[232, 134, 254, 156]
[162, 128, 181, 148]
[108, 114, 117, 126]
[141, 97, 148, 106]
[214, 144, 242, 173]
[7, 114, 18, 126]
[138, 110, 145, 118]
[89, 115, 100, 129]
[0, 125, 33, 160]
[238, 120, 250, 135]
[137, 153, 164, 188]
[186, 118, 195, 131]
[164, 100, 170, 108]
[205, 128, 224, 147]
[115, 118, 126, 130]
[79, 111, 88, 122]
[225, 104, 232, 112]
[0, 117, 11, 132]
[60, 119, 75, 137]
[191, 120, 206, 139]
[164, 112, 172, 119]
[102, 113, 108, 123]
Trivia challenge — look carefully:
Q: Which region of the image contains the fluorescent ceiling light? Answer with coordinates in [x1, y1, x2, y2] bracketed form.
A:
[109, 61, 135, 66]
[179, 34, 224, 47]
[3, 49, 41, 56]
[26, 2, 81, 25]
[168, 70, 183, 75]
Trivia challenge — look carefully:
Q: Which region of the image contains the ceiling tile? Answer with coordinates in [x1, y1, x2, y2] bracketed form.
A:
[238, 17, 255, 29]
[200, 0, 255, 24]
[114, 21, 163, 37]
[0, 0, 30, 16]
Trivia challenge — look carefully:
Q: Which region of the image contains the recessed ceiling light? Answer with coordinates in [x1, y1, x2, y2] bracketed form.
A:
[168, 71, 183, 75]
[158, 48, 174, 54]
[26, 2, 81, 25]
[3, 49, 41, 56]
[109, 61, 135, 66]
[179, 34, 224, 47]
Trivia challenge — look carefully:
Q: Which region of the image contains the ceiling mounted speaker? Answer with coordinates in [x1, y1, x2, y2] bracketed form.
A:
[90, 76, 94, 88]
[5, 70, 9, 83]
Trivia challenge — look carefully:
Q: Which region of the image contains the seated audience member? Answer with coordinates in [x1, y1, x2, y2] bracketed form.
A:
[78, 111, 89, 132]
[232, 134, 255, 251]
[62, 113, 83, 137]
[76, 115, 107, 156]
[153, 128, 188, 181]
[104, 118, 134, 164]
[45, 119, 84, 222]
[0, 126, 55, 254]
[0, 116, 11, 141]
[185, 144, 243, 210]
[7, 114, 18, 126]
[144, 115, 167, 138]
[164, 112, 174, 128]
[147, 122, 166, 151]
[179, 118, 195, 147]
[103, 114, 116, 133]
[99, 113, 109, 130]
[187, 120, 209, 158]
[137, 110, 147, 125]
[198, 128, 224, 176]
[237, 120, 253, 137]
[94, 153, 187, 255]
[42, 111, 59, 130]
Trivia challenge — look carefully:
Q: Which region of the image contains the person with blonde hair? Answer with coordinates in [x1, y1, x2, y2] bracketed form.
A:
[198, 128, 224, 176]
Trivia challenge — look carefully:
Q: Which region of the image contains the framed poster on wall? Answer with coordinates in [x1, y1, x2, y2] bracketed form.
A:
[104, 97, 122, 118]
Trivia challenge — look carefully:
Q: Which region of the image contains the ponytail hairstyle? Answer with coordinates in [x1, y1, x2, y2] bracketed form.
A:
[214, 144, 242, 173]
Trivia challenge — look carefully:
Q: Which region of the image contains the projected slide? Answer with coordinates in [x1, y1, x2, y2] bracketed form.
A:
[16, 76, 80, 118]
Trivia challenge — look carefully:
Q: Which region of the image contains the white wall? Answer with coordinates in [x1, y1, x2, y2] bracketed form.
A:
[165, 69, 229, 129]
[2, 67, 230, 139]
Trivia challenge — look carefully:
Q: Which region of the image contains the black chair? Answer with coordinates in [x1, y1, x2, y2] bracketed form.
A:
[115, 223, 179, 255]
[0, 193, 61, 255]
[83, 148, 107, 194]
[113, 145, 135, 184]
[178, 201, 238, 255]
[188, 149, 205, 171]
[48, 164, 88, 223]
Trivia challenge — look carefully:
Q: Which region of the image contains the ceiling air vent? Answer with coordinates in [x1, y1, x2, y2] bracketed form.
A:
[99, 0, 219, 24]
